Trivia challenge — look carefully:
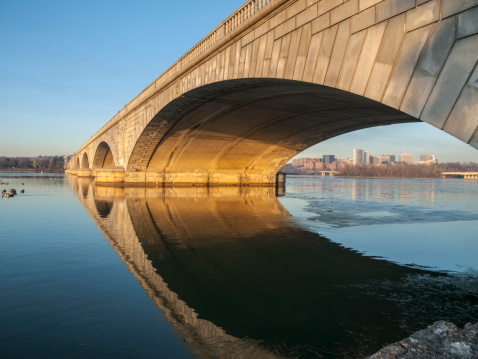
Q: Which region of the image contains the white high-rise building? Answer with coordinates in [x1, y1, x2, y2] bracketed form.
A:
[353, 149, 364, 165]
[363, 151, 370, 164]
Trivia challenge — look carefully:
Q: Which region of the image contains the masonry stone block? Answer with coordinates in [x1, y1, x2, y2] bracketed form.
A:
[325, 19, 351, 86]
[359, 0, 383, 12]
[331, 0, 359, 25]
[268, 38, 282, 77]
[350, 22, 387, 95]
[293, 22, 312, 80]
[275, 17, 297, 39]
[276, 33, 292, 78]
[313, 25, 339, 83]
[287, 0, 307, 19]
[312, 12, 331, 33]
[284, 28, 303, 79]
[421, 34, 478, 129]
[337, 30, 366, 90]
[376, 0, 415, 23]
[458, 6, 478, 39]
[382, 25, 432, 109]
[406, 0, 440, 32]
[249, 40, 260, 77]
[443, 71, 478, 143]
[270, 8, 288, 29]
[351, 6, 376, 33]
[254, 21, 271, 39]
[303, 32, 323, 79]
[365, 14, 405, 100]
[441, 0, 478, 18]
[296, 3, 318, 27]
[254, 35, 267, 77]
[318, 0, 344, 16]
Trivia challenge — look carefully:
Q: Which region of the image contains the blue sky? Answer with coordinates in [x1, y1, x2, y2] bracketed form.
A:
[0, 0, 476, 162]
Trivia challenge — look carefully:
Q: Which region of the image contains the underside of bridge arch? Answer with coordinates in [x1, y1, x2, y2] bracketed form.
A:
[81, 153, 90, 169]
[76, 157, 80, 170]
[93, 141, 116, 169]
[127, 79, 418, 186]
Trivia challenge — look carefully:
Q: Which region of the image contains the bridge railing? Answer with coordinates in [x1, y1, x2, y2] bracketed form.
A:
[157, 0, 276, 87]
[225, 0, 274, 35]
[76, 0, 281, 154]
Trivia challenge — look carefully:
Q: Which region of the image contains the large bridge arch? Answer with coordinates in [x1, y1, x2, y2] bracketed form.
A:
[68, 0, 478, 185]
[93, 141, 116, 169]
[127, 79, 417, 185]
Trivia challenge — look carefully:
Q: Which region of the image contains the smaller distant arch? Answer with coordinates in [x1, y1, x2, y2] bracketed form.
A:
[81, 153, 90, 169]
[76, 157, 80, 169]
[93, 141, 116, 169]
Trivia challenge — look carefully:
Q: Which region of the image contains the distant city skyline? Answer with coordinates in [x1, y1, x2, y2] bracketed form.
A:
[0, 1, 477, 163]
[294, 123, 478, 163]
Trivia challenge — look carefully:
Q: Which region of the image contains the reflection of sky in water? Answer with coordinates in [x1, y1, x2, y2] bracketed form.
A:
[281, 177, 478, 273]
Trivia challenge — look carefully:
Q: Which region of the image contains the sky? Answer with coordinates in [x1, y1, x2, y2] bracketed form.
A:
[0, 0, 476, 163]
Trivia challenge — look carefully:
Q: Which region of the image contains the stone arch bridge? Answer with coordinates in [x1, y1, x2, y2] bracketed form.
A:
[67, 0, 478, 186]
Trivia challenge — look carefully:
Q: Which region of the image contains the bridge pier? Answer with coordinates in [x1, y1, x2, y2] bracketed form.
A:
[94, 167, 125, 184]
[124, 171, 277, 187]
[68, 169, 281, 187]
[77, 169, 94, 178]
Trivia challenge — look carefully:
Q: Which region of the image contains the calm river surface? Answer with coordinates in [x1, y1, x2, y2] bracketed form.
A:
[0, 172, 477, 358]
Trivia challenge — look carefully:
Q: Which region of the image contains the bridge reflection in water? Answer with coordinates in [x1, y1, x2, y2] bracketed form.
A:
[71, 178, 447, 358]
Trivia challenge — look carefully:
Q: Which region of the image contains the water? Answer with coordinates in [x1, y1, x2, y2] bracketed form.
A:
[0, 172, 477, 358]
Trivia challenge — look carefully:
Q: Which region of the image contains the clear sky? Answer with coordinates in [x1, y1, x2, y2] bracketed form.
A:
[0, 0, 476, 162]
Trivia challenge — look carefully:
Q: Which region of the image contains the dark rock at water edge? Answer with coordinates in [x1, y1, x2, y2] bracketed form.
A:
[368, 321, 478, 358]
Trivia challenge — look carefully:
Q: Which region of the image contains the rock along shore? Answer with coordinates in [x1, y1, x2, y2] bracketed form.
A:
[368, 321, 478, 359]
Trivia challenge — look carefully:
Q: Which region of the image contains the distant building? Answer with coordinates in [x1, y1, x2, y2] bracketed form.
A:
[353, 149, 364, 165]
[383, 154, 396, 163]
[323, 155, 336, 164]
[338, 157, 353, 165]
[400, 154, 414, 164]
[292, 158, 307, 167]
[378, 155, 391, 165]
[417, 154, 437, 165]
[364, 151, 370, 164]
[326, 162, 338, 170]
[420, 154, 435, 162]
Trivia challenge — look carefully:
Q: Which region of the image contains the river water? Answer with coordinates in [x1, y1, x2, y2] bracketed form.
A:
[0, 172, 477, 358]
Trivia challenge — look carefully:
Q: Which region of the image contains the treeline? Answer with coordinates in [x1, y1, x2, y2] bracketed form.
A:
[0, 156, 67, 172]
[337, 162, 478, 178]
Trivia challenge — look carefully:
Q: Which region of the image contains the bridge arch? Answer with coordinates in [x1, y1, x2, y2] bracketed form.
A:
[81, 152, 90, 169]
[93, 141, 116, 169]
[127, 79, 416, 185]
[76, 157, 80, 170]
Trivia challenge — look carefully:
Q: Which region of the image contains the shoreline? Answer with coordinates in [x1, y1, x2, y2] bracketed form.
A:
[368, 321, 477, 358]
[0, 168, 65, 173]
